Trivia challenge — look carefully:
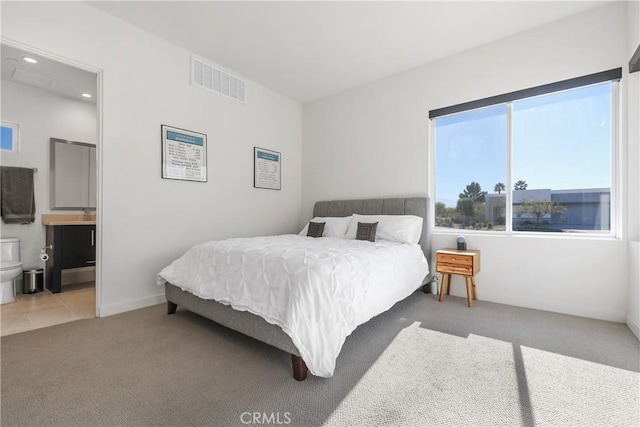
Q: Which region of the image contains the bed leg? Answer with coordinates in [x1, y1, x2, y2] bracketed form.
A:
[291, 354, 308, 381]
[167, 301, 177, 314]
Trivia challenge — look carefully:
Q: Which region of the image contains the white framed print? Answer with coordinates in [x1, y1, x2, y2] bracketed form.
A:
[253, 147, 281, 190]
[161, 125, 207, 182]
[0, 122, 20, 152]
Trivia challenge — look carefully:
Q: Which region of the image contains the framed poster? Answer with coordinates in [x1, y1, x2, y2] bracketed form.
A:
[254, 147, 281, 190]
[161, 125, 207, 182]
[0, 122, 20, 152]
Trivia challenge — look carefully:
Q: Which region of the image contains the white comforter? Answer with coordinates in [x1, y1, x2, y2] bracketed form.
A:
[157, 234, 428, 377]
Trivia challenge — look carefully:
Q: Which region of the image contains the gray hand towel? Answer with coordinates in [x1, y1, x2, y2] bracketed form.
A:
[1, 166, 35, 224]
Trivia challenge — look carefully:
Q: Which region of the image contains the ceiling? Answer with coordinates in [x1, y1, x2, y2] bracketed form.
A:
[90, 1, 608, 104]
[1, 44, 97, 104]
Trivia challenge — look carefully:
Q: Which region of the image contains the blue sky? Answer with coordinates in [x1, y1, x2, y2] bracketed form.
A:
[435, 83, 612, 207]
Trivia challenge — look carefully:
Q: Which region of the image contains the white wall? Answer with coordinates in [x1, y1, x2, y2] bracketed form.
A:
[0, 80, 96, 270]
[626, 0, 640, 339]
[1, 2, 302, 316]
[303, 3, 631, 321]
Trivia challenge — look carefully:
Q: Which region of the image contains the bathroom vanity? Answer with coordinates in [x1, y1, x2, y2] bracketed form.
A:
[43, 138, 98, 293]
[43, 216, 96, 293]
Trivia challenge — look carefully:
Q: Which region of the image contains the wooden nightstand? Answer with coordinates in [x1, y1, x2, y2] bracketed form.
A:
[436, 249, 481, 307]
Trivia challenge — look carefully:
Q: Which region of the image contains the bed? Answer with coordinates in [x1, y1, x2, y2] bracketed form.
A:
[159, 197, 431, 381]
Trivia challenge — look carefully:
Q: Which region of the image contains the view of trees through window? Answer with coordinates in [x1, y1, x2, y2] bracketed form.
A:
[434, 82, 613, 234]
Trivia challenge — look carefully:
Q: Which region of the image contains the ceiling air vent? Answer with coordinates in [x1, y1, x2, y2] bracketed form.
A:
[12, 68, 56, 90]
[191, 56, 245, 103]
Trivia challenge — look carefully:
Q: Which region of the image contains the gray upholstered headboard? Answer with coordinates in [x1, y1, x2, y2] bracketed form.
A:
[313, 197, 432, 263]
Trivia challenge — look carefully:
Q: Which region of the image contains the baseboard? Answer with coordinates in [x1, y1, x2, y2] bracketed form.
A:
[98, 293, 166, 317]
[444, 286, 628, 322]
[626, 316, 640, 341]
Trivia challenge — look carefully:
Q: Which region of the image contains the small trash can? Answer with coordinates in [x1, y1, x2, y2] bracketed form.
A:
[23, 268, 44, 294]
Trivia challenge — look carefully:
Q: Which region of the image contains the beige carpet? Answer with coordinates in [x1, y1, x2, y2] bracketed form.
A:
[1, 293, 638, 426]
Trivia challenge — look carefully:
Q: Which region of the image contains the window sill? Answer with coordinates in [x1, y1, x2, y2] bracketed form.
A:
[433, 228, 621, 241]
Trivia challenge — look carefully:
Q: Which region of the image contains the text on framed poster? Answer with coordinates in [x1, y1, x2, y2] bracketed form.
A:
[161, 125, 207, 182]
[254, 147, 281, 190]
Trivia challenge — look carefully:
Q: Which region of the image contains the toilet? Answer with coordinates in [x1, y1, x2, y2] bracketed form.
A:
[1, 238, 22, 305]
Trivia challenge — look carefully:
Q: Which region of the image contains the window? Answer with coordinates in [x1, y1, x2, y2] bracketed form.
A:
[432, 70, 619, 235]
[434, 105, 507, 231]
[0, 122, 19, 152]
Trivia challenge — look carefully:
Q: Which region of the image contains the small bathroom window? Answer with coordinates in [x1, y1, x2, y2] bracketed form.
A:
[0, 122, 19, 152]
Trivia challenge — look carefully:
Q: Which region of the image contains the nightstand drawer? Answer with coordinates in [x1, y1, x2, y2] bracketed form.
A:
[437, 264, 473, 275]
[437, 253, 473, 266]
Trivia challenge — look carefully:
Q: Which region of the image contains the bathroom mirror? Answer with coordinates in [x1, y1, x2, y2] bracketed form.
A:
[50, 138, 96, 210]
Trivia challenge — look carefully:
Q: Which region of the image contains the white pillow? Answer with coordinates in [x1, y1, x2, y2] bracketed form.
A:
[299, 216, 353, 238]
[345, 214, 423, 244]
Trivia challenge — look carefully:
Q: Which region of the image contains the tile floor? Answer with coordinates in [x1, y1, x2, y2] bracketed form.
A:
[0, 282, 95, 337]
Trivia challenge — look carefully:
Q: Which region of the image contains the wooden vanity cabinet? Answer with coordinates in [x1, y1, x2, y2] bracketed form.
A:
[45, 225, 96, 293]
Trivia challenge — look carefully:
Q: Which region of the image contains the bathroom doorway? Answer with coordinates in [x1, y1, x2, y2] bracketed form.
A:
[0, 41, 102, 336]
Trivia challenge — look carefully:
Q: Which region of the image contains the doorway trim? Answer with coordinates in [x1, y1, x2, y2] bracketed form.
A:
[1, 37, 104, 317]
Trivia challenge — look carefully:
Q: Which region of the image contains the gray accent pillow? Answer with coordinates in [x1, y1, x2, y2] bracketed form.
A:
[356, 222, 378, 242]
[307, 221, 326, 238]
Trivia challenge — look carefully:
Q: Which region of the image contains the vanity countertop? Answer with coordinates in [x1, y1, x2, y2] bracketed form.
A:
[41, 214, 96, 226]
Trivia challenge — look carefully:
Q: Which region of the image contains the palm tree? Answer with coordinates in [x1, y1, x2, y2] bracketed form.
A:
[494, 182, 505, 194]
